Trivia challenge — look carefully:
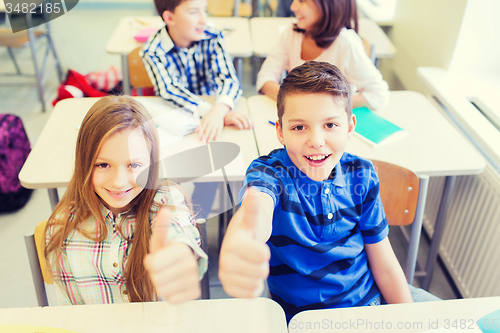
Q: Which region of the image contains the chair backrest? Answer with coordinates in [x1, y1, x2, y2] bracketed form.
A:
[208, 0, 252, 17]
[25, 220, 52, 306]
[128, 47, 154, 89]
[0, 28, 45, 47]
[372, 160, 419, 226]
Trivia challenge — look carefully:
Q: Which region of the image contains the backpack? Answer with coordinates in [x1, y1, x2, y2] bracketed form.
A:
[0, 114, 33, 213]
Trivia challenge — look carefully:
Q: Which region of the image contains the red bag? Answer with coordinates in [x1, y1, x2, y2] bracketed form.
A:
[53, 69, 108, 106]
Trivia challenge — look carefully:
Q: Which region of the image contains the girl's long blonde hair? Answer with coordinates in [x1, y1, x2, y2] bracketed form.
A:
[44, 95, 161, 302]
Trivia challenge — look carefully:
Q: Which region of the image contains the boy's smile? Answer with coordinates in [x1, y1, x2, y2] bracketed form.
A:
[276, 93, 356, 182]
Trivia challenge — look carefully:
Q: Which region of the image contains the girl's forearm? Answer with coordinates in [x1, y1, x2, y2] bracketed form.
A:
[260, 81, 280, 101]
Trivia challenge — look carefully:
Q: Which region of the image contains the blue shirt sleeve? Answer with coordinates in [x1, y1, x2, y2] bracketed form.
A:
[357, 164, 389, 244]
[239, 157, 283, 209]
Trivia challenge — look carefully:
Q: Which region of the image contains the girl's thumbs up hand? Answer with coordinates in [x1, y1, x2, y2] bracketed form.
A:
[145, 208, 201, 303]
[219, 188, 272, 298]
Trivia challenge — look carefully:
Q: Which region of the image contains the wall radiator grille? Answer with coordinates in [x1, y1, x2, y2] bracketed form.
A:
[423, 163, 500, 298]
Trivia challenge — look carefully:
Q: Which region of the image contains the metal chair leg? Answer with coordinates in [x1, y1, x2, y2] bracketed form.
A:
[27, 27, 46, 112]
[44, 20, 63, 82]
[7, 47, 22, 74]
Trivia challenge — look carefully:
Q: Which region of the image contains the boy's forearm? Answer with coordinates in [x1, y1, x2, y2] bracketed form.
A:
[365, 238, 414, 304]
[373, 266, 413, 304]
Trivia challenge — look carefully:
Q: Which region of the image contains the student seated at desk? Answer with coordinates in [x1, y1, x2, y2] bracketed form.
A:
[43, 96, 207, 305]
[141, 0, 253, 143]
[219, 62, 438, 322]
[257, 0, 389, 111]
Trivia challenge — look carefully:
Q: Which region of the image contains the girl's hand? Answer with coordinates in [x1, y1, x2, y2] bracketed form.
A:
[224, 112, 254, 130]
[145, 209, 201, 303]
[195, 103, 230, 143]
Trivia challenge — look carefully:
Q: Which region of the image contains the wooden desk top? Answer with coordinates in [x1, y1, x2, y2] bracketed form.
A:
[249, 17, 395, 59]
[105, 16, 252, 58]
[19, 96, 258, 189]
[247, 91, 485, 177]
[289, 296, 500, 333]
[0, 298, 287, 333]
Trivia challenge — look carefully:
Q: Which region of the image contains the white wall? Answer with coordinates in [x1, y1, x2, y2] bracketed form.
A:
[389, 0, 468, 93]
[448, 0, 500, 78]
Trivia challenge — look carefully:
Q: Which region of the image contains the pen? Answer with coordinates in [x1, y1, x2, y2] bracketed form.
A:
[269, 121, 276, 126]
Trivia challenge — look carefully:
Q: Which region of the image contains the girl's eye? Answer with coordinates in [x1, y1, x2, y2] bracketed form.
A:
[130, 163, 142, 169]
[96, 163, 109, 169]
[293, 125, 305, 131]
[325, 123, 337, 129]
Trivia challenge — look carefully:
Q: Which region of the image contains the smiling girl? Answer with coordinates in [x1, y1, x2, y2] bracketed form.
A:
[43, 96, 207, 305]
[257, 0, 389, 111]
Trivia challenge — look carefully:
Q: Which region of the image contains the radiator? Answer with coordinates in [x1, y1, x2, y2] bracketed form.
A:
[423, 163, 500, 298]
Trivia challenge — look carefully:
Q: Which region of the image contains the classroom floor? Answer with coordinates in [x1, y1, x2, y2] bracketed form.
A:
[0, 6, 457, 309]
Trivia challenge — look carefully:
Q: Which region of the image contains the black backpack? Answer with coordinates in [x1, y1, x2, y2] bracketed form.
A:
[0, 114, 33, 212]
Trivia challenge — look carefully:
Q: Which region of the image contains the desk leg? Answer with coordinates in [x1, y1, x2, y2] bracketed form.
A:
[405, 175, 429, 285]
[233, 0, 240, 16]
[122, 54, 131, 95]
[252, 0, 259, 17]
[421, 175, 457, 290]
[48, 188, 59, 211]
[234, 58, 243, 83]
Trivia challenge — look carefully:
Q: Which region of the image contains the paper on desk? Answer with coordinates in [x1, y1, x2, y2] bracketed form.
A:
[0, 325, 77, 333]
[153, 108, 201, 137]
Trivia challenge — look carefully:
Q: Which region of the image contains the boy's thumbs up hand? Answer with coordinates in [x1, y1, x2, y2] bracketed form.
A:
[145, 208, 201, 303]
[219, 188, 272, 298]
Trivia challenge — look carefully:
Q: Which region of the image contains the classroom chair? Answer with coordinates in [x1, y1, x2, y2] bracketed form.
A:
[128, 46, 154, 96]
[371, 160, 429, 284]
[24, 219, 51, 307]
[25, 219, 211, 307]
[208, 0, 252, 17]
[0, 15, 63, 112]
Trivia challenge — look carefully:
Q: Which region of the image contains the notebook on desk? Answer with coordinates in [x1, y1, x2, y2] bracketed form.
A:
[352, 107, 408, 147]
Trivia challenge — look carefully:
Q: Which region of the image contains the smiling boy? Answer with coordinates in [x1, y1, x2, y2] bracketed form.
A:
[219, 61, 417, 321]
[141, 0, 252, 143]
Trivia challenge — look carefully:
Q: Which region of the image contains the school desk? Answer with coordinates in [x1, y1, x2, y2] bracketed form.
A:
[288, 296, 500, 333]
[0, 298, 288, 333]
[18, 96, 258, 211]
[357, 0, 398, 26]
[249, 17, 396, 60]
[105, 16, 253, 95]
[247, 91, 486, 290]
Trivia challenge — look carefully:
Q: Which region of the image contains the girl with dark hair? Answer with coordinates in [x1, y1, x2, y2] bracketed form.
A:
[257, 0, 389, 111]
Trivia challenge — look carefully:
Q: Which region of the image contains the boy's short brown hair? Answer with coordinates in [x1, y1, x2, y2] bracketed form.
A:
[277, 61, 352, 126]
[155, 0, 185, 17]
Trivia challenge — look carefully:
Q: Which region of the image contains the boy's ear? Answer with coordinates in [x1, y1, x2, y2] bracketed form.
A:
[162, 10, 174, 26]
[347, 114, 356, 139]
[276, 121, 286, 146]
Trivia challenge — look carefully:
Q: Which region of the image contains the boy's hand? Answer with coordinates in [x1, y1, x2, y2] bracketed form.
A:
[219, 189, 271, 298]
[224, 111, 254, 130]
[144, 208, 200, 303]
[195, 103, 230, 143]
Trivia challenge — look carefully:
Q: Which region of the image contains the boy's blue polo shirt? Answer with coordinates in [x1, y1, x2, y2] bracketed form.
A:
[241, 148, 389, 321]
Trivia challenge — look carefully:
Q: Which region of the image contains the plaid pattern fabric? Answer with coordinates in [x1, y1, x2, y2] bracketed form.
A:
[47, 186, 207, 305]
[140, 26, 242, 116]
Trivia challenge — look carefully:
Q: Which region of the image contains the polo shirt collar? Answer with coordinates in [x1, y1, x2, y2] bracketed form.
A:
[160, 26, 214, 52]
[281, 148, 347, 196]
